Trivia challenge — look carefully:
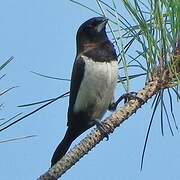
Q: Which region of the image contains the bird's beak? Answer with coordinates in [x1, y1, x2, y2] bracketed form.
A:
[96, 18, 108, 32]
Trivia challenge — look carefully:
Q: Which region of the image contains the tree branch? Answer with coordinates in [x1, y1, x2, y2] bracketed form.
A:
[38, 79, 163, 180]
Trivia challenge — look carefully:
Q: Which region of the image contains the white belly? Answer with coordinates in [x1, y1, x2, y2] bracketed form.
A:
[73, 56, 118, 120]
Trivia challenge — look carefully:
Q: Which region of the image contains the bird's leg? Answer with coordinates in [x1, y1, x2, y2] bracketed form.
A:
[108, 92, 144, 111]
[108, 97, 116, 111]
[93, 119, 109, 140]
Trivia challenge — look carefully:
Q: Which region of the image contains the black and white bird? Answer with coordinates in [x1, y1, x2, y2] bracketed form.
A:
[51, 17, 118, 166]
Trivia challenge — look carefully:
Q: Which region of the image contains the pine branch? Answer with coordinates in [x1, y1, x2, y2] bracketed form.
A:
[38, 78, 165, 180]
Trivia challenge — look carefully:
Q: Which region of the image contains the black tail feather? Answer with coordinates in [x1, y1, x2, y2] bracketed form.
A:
[51, 125, 87, 167]
[51, 137, 72, 166]
[51, 114, 93, 167]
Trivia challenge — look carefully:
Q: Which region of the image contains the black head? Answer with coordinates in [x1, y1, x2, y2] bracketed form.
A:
[76, 17, 109, 53]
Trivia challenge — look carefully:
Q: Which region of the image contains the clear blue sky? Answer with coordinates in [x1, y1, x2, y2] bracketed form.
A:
[0, 1, 179, 180]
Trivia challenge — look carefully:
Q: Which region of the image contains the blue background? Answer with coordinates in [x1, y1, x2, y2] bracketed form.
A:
[0, 1, 179, 180]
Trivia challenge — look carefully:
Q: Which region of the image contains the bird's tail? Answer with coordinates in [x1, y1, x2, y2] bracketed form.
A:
[51, 126, 85, 167]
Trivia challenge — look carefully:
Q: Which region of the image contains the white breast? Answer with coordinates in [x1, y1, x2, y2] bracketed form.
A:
[73, 55, 118, 120]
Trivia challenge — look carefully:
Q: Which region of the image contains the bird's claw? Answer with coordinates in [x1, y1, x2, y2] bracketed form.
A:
[111, 91, 144, 110]
[94, 119, 109, 140]
[108, 102, 117, 111]
[122, 92, 144, 103]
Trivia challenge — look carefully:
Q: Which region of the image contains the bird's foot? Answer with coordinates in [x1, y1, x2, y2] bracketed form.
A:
[108, 102, 117, 111]
[121, 92, 144, 103]
[109, 92, 144, 110]
[94, 119, 109, 140]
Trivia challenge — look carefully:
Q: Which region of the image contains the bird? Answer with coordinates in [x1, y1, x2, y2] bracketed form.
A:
[51, 16, 118, 167]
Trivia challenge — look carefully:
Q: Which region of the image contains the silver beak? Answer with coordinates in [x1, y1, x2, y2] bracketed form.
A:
[96, 18, 108, 32]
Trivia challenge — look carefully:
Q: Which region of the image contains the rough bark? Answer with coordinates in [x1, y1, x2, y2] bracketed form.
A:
[38, 79, 164, 180]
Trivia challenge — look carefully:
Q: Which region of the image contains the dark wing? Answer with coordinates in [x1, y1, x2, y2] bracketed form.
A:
[67, 56, 85, 126]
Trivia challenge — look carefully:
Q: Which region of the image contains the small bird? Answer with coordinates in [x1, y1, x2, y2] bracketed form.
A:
[51, 17, 118, 166]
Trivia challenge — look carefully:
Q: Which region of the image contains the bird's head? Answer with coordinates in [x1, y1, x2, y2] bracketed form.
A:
[76, 17, 109, 52]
